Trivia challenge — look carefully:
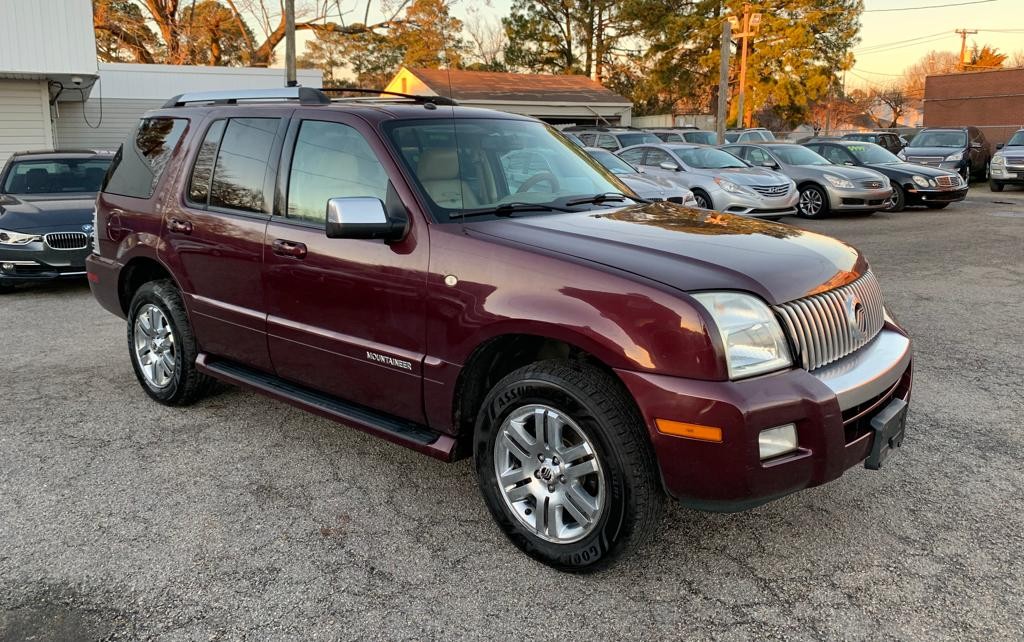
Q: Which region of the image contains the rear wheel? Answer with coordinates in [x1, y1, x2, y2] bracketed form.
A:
[884, 184, 906, 212]
[474, 360, 661, 572]
[127, 279, 213, 406]
[797, 184, 829, 218]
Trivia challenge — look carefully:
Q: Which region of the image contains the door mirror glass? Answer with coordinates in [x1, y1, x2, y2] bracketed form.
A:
[659, 161, 680, 171]
[970, 141, 982, 149]
[996, 142, 1004, 150]
[325, 197, 404, 241]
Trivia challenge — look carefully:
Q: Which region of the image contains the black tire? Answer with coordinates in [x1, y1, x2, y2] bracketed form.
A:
[925, 202, 950, 210]
[797, 184, 829, 218]
[691, 189, 713, 210]
[990, 180, 1004, 192]
[960, 165, 970, 183]
[474, 360, 662, 572]
[127, 279, 213, 406]
[885, 184, 906, 212]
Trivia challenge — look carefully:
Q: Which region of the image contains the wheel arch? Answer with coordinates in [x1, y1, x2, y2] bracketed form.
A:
[117, 256, 182, 315]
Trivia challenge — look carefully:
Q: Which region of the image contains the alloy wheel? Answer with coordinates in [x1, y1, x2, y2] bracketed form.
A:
[493, 404, 605, 544]
[133, 303, 177, 389]
[799, 188, 823, 217]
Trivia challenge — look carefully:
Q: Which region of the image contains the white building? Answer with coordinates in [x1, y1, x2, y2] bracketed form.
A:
[0, 0, 321, 166]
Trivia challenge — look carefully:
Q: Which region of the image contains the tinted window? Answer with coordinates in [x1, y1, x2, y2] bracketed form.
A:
[578, 133, 597, 146]
[187, 120, 226, 204]
[209, 118, 279, 213]
[3, 158, 111, 194]
[618, 148, 646, 165]
[912, 131, 967, 148]
[617, 133, 661, 147]
[772, 145, 832, 166]
[287, 120, 388, 223]
[684, 131, 717, 145]
[817, 145, 853, 164]
[597, 134, 618, 150]
[103, 117, 187, 198]
[643, 148, 674, 167]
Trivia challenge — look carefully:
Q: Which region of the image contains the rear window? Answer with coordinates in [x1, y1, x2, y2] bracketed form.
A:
[103, 117, 188, 199]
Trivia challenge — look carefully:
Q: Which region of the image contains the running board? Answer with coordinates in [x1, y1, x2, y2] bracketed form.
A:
[196, 354, 457, 461]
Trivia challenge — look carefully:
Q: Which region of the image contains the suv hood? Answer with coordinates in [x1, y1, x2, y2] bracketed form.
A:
[0, 194, 96, 234]
[465, 202, 865, 305]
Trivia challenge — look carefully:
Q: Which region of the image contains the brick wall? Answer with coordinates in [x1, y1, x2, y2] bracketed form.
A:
[924, 68, 1024, 147]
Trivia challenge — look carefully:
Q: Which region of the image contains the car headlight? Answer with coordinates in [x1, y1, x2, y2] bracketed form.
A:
[912, 175, 930, 188]
[991, 154, 1005, 166]
[693, 292, 793, 379]
[897, 150, 906, 160]
[945, 151, 963, 161]
[0, 229, 42, 245]
[683, 193, 698, 206]
[713, 177, 744, 193]
[823, 173, 854, 189]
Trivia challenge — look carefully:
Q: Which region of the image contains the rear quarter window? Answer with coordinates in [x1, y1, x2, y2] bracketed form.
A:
[103, 117, 188, 199]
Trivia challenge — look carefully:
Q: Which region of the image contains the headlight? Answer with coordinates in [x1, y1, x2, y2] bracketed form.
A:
[683, 193, 698, 206]
[945, 151, 963, 161]
[991, 154, 1005, 166]
[897, 150, 907, 160]
[823, 173, 854, 189]
[713, 177, 744, 193]
[0, 229, 42, 245]
[912, 175, 930, 187]
[693, 292, 793, 379]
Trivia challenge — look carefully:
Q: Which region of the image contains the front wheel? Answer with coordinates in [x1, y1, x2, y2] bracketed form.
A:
[691, 189, 713, 210]
[884, 184, 906, 212]
[474, 360, 662, 572]
[797, 184, 829, 218]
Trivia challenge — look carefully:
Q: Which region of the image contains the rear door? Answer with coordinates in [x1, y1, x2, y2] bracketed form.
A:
[159, 110, 290, 372]
[262, 112, 428, 423]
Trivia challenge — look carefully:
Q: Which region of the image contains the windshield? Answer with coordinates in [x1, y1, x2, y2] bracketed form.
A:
[2, 158, 111, 194]
[670, 146, 748, 169]
[1007, 132, 1024, 146]
[771, 145, 831, 166]
[911, 131, 967, 148]
[385, 119, 631, 222]
[617, 133, 661, 147]
[843, 134, 874, 142]
[684, 131, 717, 145]
[588, 149, 637, 175]
[844, 142, 900, 164]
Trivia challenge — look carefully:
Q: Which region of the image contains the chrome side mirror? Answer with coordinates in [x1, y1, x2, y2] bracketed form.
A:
[970, 141, 982, 149]
[325, 197, 406, 241]
[659, 161, 680, 171]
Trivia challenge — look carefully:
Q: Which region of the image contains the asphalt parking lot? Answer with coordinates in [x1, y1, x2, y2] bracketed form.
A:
[2, 185, 1023, 641]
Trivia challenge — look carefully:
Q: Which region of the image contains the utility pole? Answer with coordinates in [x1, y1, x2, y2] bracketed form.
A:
[285, 0, 297, 87]
[956, 29, 977, 71]
[716, 20, 731, 145]
[729, 4, 762, 128]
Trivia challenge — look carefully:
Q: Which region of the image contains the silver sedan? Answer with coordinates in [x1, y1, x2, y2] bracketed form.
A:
[584, 147, 698, 206]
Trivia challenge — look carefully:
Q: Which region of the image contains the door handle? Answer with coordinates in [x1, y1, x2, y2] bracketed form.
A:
[168, 217, 193, 234]
[272, 239, 307, 259]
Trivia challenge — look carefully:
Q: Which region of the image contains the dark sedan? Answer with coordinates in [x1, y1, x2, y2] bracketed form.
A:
[0, 150, 113, 292]
[805, 139, 966, 212]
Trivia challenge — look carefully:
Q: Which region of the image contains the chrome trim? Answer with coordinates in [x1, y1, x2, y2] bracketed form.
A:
[1, 260, 41, 266]
[43, 232, 90, 250]
[813, 330, 911, 410]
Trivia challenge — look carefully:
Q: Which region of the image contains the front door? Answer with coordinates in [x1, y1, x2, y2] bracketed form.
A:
[262, 114, 428, 423]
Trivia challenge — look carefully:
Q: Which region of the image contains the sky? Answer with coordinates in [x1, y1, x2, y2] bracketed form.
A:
[290, 0, 1024, 87]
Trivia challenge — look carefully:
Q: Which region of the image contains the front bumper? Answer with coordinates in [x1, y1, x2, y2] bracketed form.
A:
[714, 188, 800, 218]
[825, 185, 893, 211]
[991, 164, 1024, 184]
[617, 325, 913, 511]
[0, 242, 90, 283]
[904, 185, 969, 205]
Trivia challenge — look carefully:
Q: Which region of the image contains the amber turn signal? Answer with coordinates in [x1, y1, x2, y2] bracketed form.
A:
[655, 419, 723, 443]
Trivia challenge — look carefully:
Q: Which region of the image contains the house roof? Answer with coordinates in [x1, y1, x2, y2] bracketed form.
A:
[403, 68, 632, 105]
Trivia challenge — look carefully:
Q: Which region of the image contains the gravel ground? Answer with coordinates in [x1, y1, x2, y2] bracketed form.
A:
[1, 185, 1023, 641]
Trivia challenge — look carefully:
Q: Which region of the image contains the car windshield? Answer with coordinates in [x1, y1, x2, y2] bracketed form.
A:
[844, 142, 901, 164]
[911, 131, 967, 148]
[1006, 132, 1024, 146]
[771, 145, 831, 166]
[385, 118, 632, 222]
[684, 131, 717, 145]
[2, 158, 111, 194]
[843, 134, 874, 142]
[670, 146, 748, 169]
[617, 133, 661, 147]
[587, 149, 637, 175]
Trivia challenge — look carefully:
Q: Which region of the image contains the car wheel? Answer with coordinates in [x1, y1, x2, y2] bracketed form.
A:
[474, 360, 662, 572]
[960, 165, 970, 182]
[990, 180, 1004, 192]
[925, 202, 950, 210]
[797, 184, 828, 218]
[884, 184, 906, 212]
[691, 189, 713, 209]
[128, 279, 213, 406]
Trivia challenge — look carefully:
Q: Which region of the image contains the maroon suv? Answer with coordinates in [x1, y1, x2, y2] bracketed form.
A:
[87, 88, 912, 571]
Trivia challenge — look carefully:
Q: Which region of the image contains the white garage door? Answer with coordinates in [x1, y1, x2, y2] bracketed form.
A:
[0, 80, 53, 168]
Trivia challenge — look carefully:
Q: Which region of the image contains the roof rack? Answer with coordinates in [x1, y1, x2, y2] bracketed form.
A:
[162, 87, 331, 108]
[318, 87, 459, 107]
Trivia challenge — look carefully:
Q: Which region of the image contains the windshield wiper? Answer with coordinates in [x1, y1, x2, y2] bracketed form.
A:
[449, 202, 573, 219]
[564, 192, 650, 207]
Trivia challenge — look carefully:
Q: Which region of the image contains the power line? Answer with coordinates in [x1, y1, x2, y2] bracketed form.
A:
[856, 34, 954, 55]
[864, 0, 997, 12]
[854, 31, 949, 53]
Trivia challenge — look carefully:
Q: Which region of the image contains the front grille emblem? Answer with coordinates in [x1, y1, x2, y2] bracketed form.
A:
[845, 294, 867, 340]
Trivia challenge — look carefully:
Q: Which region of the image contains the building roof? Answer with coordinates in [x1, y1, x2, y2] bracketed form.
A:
[403, 68, 632, 105]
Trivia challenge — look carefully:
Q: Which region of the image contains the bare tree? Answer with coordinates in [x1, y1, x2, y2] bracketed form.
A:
[901, 50, 959, 109]
[1011, 50, 1024, 68]
[869, 84, 910, 128]
[464, 8, 507, 70]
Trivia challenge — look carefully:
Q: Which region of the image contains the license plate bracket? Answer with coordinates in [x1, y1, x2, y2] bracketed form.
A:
[865, 398, 908, 470]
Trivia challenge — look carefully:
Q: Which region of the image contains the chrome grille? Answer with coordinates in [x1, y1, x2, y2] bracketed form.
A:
[774, 271, 885, 371]
[1005, 156, 1024, 167]
[44, 232, 90, 250]
[907, 156, 943, 165]
[750, 183, 790, 197]
[935, 175, 960, 187]
[860, 180, 885, 189]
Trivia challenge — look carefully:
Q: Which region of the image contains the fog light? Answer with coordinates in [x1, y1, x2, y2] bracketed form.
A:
[759, 424, 798, 460]
[1, 263, 13, 272]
